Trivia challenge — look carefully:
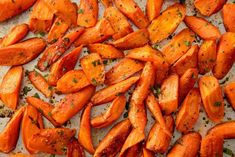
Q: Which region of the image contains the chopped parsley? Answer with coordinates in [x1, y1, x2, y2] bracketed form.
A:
[91, 78, 97, 85]
[77, 9, 84, 14]
[150, 86, 161, 98]
[72, 78, 78, 83]
[33, 93, 40, 99]
[223, 147, 234, 156]
[184, 40, 191, 47]
[92, 60, 101, 67]
[214, 101, 221, 107]
[22, 86, 32, 96]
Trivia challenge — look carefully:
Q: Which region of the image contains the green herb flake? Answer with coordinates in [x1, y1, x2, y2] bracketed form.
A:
[152, 44, 161, 50]
[123, 112, 128, 118]
[115, 92, 122, 96]
[63, 37, 70, 43]
[72, 78, 78, 83]
[50, 155, 55, 157]
[38, 31, 46, 37]
[214, 101, 222, 107]
[33, 93, 40, 99]
[103, 60, 108, 65]
[91, 78, 98, 85]
[184, 40, 191, 47]
[48, 112, 52, 117]
[22, 86, 32, 96]
[55, 21, 60, 26]
[77, 9, 84, 14]
[150, 86, 161, 98]
[223, 147, 234, 156]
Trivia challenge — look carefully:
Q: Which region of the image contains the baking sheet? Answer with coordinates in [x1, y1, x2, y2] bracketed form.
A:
[0, 0, 235, 156]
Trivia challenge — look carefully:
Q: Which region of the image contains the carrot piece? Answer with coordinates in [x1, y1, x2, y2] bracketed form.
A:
[176, 88, 201, 133]
[91, 95, 126, 128]
[75, 18, 115, 46]
[101, 0, 113, 8]
[167, 132, 201, 157]
[52, 86, 95, 124]
[48, 45, 83, 86]
[146, 115, 174, 153]
[56, 70, 91, 94]
[222, 4, 235, 32]
[208, 121, 235, 139]
[77, 0, 98, 28]
[224, 81, 235, 110]
[28, 128, 76, 155]
[148, 3, 186, 43]
[114, 0, 149, 28]
[142, 147, 155, 157]
[199, 76, 224, 122]
[162, 28, 196, 65]
[194, 0, 226, 16]
[21, 105, 44, 154]
[198, 40, 217, 74]
[146, 0, 163, 21]
[78, 103, 95, 154]
[213, 32, 235, 79]
[94, 119, 132, 157]
[80, 53, 105, 86]
[179, 68, 198, 103]
[184, 16, 221, 40]
[29, 0, 54, 33]
[28, 71, 53, 98]
[26, 97, 60, 127]
[0, 107, 25, 153]
[47, 18, 70, 43]
[110, 29, 149, 50]
[104, 6, 133, 40]
[159, 74, 179, 115]
[105, 58, 143, 85]
[0, 38, 46, 66]
[10, 153, 34, 157]
[154, 61, 169, 85]
[124, 144, 141, 157]
[67, 138, 85, 157]
[0, 0, 36, 22]
[0, 24, 29, 47]
[37, 28, 84, 71]
[171, 45, 199, 76]
[0, 66, 23, 110]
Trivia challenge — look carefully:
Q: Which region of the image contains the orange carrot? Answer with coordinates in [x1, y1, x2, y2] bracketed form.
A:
[146, 0, 163, 21]
[222, 4, 235, 32]
[224, 81, 235, 110]
[208, 121, 235, 139]
[67, 138, 85, 157]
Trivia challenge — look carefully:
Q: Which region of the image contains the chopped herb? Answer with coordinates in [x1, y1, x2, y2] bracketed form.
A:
[50, 155, 55, 157]
[25, 70, 30, 76]
[48, 112, 52, 117]
[77, 9, 84, 14]
[61, 147, 67, 153]
[191, 73, 195, 79]
[175, 139, 183, 145]
[152, 44, 161, 50]
[214, 101, 221, 107]
[92, 60, 101, 67]
[57, 130, 64, 136]
[115, 92, 122, 96]
[123, 112, 128, 118]
[63, 37, 70, 43]
[48, 86, 53, 91]
[37, 108, 43, 114]
[43, 61, 49, 68]
[150, 86, 161, 98]
[177, 9, 183, 18]
[220, 77, 229, 85]
[103, 60, 108, 65]
[44, 74, 49, 78]
[91, 78, 97, 85]
[22, 86, 32, 96]
[223, 147, 234, 156]
[72, 78, 78, 83]
[55, 21, 60, 26]
[184, 40, 191, 47]
[38, 31, 46, 37]
[51, 38, 58, 44]
[33, 93, 40, 99]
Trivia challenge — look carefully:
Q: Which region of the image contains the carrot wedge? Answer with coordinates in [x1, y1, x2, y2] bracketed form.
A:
[75, 18, 115, 46]
[104, 6, 133, 40]
[105, 58, 144, 85]
[184, 16, 221, 40]
[94, 119, 132, 157]
[167, 132, 201, 157]
[78, 103, 95, 154]
[142, 147, 155, 157]
[124, 144, 141, 157]
[0, 38, 46, 66]
[208, 121, 235, 139]
[77, 0, 98, 28]
[148, 3, 186, 43]
[28, 70, 53, 98]
[37, 28, 84, 71]
[159, 74, 179, 115]
[224, 81, 235, 110]
[154, 61, 169, 85]
[110, 29, 149, 50]
[0, 66, 23, 110]
[91, 95, 126, 128]
[162, 28, 196, 65]
[67, 138, 85, 157]
[48, 45, 83, 86]
[1, 24, 29, 47]
[52, 86, 95, 125]
[114, 0, 149, 29]
[222, 4, 235, 32]
[0, 107, 25, 153]
[146, 0, 163, 21]
[91, 76, 139, 105]
[199, 76, 224, 122]
[10, 153, 34, 157]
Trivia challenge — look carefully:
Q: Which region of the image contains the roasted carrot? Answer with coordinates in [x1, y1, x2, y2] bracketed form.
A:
[114, 0, 149, 28]
[146, 0, 163, 21]
[222, 4, 235, 32]
[28, 70, 53, 98]
[129, 103, 147, 131]
[0, 107, 25, 153]
[159, 74, 179, 115]
[0, 66, 23, 110]
[162, 28, 196, 65]
[124, 144, 141, 157]
[29, 0, 54, 33]
[101, 0, 113, 8]
[171, 45, 199, 76]
[67, 138, 85, 157]
[88, 43, 124, 59]
[94, 119, 132, 157]
[48, 45, 83, 86]
[224, 81, 235, 110]
[104, 6, 133, 40]
[0, 38, 46, 66]
[212, 32, 235, 79]
[91, 76, 139, 105]
[10, 153, 35, 157]
[37, 28, 84, 71]
[199, 76, 224, 122]
[110, 29, 149, 50]
[78, 103, 95, 154]
[52, 85, 95, 124]
[208, 121, 235, 139]
[154, 61, 169, 85]
[75, 18, 114, 46]
[184, 16, 221, 40]
[198, 40, 217, 74]
[105, 58, 143, 85]
[77, 0, 98, 28]
[142, 147, 155, 157]
[148, 3, 186, 43]
[0, 24, 29, 47]
[91, 95, 126, 128]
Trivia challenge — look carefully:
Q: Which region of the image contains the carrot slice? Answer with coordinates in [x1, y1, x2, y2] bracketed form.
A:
[124, 144, 141, 157]
[184, 16, 221, 40]
[154, 61, 169, 85]
[208, 121, 235, 139]
[224, 81, 235, 110]
[67, 138, 85, 157]
[142, 147, 155, 157]
[148, 3, 186, 43]
[0, 66, 23, 110]
[146, 0, 163, 21]
[199, 76, 224, 122]
[10, 153, 34, 157]
[222, 4, 235, 32]
[114, 0, 149, 28]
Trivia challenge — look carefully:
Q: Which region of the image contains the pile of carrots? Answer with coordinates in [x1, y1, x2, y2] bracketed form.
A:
[0, 0, 235, 156]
